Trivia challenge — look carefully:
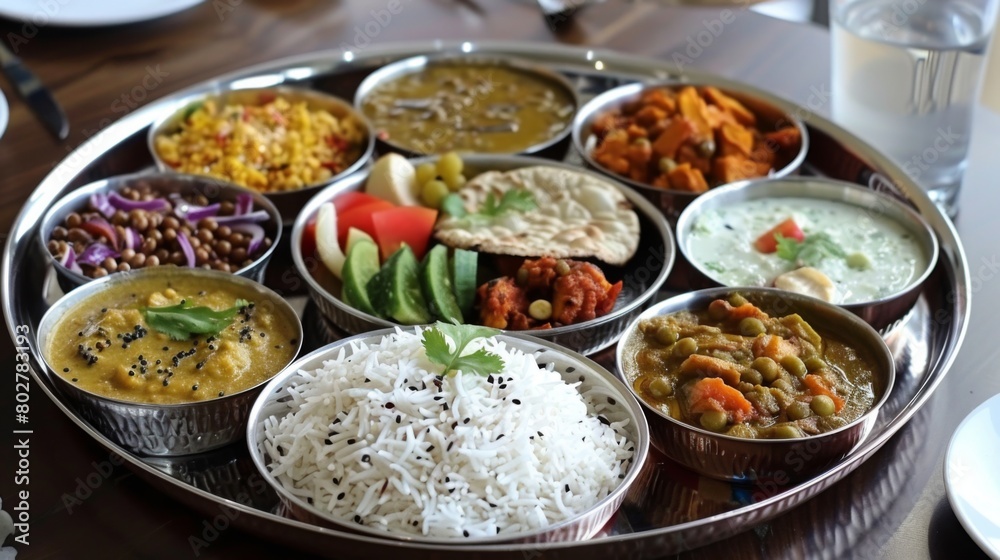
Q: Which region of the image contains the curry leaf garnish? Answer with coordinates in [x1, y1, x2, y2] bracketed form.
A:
[141, 299, 250, 340]
[775, 233, 846, 267]
[480, 189, 536, 217]
[421, 322, 504, 376]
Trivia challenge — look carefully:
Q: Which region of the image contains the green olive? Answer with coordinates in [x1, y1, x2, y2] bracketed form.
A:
[741, 368, 763, 386]
[772, 424, 802, 439]
[654, 326, 679, 346]
[804, 356, 826, 372]
[673, 337, 698, 358]
[781, 355, 808, 378]
[700, 410, 728, 432]
[658, 157, 678, 174]
[752, 357, 780, 383]
[811, 395, 836, 417]
[846, 252, 871, 270]
[516, 267, 529, 286]
[787, 401, 812, 421]
[739, 317, 766, 337]
[648, 377, 673, 398]
[728, 293, 749, 307]
[708, 299, 730, 321]
[633, 136, 652, 148]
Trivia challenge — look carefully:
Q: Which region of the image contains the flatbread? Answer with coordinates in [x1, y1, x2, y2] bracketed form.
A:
[433, 166, 640, 266]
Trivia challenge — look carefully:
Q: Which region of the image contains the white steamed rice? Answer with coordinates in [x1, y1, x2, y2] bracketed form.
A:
[261, 327, 635, 538]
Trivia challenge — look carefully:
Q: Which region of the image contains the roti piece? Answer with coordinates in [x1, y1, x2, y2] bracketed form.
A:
[433, 166, 640, 266]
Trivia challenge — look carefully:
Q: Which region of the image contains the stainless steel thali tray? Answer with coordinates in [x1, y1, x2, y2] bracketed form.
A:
[2, 41, 970, 558]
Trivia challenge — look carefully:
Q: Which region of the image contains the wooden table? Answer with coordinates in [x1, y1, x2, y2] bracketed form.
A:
[0, 1, 995, 558]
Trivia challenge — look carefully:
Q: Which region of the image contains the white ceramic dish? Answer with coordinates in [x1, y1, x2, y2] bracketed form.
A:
[945, 392, 1000, 558]
[0, 0, 203, 27]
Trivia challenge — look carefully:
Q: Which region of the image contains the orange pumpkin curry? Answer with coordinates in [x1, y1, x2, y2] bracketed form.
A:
[589, 86, 802, 192]
[622, 294, 880, 439]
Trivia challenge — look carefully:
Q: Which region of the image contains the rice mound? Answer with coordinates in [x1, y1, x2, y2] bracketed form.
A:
[261, 328, 635, 538]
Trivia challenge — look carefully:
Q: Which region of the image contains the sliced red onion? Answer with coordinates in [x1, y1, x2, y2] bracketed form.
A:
[81, 217, 119, 250]
[77, 243, 120, 267]
[212, 210, 269, 224]
[235, 193, 253, 216]
[177, 231, 196, 267]
[230, 223, 265, 255]
[59, 246, 83, 274]
[108, 191, 169, 213]
[89, 193, 116, 218]
[183, 203, 221, 223]
[124, 227, 142, 250]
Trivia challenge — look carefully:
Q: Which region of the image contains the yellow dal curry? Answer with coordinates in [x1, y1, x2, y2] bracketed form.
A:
[45, 276, 298, 405]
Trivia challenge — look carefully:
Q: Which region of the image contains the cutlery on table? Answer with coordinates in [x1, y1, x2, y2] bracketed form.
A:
[0, 42, 69, 140]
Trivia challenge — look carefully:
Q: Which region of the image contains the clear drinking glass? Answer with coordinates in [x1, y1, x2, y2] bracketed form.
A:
[830, 0, 1000, 218]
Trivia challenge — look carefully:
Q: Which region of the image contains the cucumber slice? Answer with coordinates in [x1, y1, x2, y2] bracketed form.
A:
[366, 245, 432, 325]
[450, 248, 478, 319]
[345, 227, 376, 254]
[341, 240, 380, 316]
[420, 245, 463, 324]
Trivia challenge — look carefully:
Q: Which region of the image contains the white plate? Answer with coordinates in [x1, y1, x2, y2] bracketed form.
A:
[945, 393, 1000, 559]
[0, 0, 204, 28]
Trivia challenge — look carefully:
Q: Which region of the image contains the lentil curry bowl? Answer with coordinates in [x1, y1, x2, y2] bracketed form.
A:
[617, 288, 893, 479]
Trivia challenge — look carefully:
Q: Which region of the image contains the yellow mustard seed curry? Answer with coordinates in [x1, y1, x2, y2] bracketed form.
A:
[621, 294, 881, 439]
[46, 277, 298, 404]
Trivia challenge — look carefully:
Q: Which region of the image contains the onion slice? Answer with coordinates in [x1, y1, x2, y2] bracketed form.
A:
[230, 223, 265, 255]
[89, 193, 116, 218]
[212, 210, 269, 224]
[59, 246, 83, 274]
[124, 227, 142, 250]
[108, 192, 169, 213]
[235, 193, 254, 216]
[80, 217, 119, 250]
[177, 231, 196, 267]
[77, 243, 120, 267]
[183, 203, 221, 223]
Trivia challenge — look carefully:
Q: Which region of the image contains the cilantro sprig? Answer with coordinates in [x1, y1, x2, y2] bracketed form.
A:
[441, 189, 537, 220]
[421, 322, 504, 377]
[775, 233, 846, 267]
[141, 299, 249, 340]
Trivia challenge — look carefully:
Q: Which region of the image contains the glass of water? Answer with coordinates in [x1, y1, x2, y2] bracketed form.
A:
[831, 0, 999, 218]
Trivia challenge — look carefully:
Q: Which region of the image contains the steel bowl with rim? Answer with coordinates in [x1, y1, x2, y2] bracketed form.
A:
[247, 326, 649, 544]
[353, 53, 579, 159]
[616, 287, 895, 482]
[290, 154, 675, 356]
[35, 266, 303, 456]
[572, 81, 809, 222]
[674, 177, 940, 332]
[148, 86, 375, 222]
[38, 172, 282, 294]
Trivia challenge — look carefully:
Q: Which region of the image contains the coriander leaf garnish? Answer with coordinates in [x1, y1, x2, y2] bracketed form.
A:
[775, 233, 846, 267]
[441, 193, 468, 218]
[479, 189, 536, 217]
[421, 322, 504, 376]
[141, 299, 249, 340]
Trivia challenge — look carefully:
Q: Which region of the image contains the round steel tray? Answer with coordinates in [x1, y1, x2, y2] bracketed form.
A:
[2, 41, 969, 559]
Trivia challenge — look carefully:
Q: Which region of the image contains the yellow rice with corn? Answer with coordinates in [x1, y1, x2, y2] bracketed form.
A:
[153, 95, 367, 192]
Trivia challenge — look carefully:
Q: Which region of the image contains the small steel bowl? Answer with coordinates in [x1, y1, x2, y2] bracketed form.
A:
[247, 327, 649, 544]
[148, 86, 375, 222]
[36, 266, 303, 456]
[354, 53, 579, 159]
[572, 81, 809, 222]
[616, 287, 895, 481]
[290, 154, 675, 356]
[38, 172, 282, 294]
[674, 177, 940, 331]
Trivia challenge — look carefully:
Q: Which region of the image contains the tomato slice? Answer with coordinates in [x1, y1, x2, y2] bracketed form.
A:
[337, 201, 395, 247]
[300, 220, 318, 259]
[754, 218, 804, 253]
[371, 206, 438, 261]
[333, 192, 386, 215]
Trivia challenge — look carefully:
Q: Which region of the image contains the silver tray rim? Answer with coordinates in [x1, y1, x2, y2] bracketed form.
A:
[1, 40, 971, 556]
